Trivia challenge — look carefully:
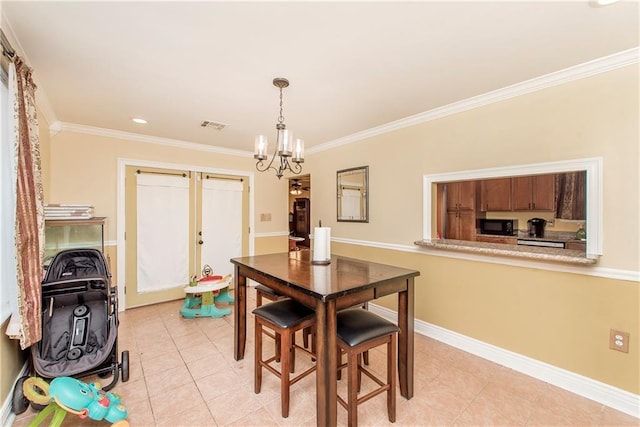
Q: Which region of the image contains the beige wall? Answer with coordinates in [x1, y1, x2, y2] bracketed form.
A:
[302, 64, 639, 394]
[255, 235, 288, 255]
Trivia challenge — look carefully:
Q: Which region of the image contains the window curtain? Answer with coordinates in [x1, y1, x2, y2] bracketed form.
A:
[555, 171, 586, 221]
[201, 178, 243, 277]
[136, 173, 189, 293]
[9, 56, 44, 349]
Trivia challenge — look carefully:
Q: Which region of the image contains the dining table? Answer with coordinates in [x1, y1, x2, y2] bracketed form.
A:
[231, 251, 420, 426]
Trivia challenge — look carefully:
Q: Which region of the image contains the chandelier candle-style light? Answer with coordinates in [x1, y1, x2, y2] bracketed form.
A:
[254, 78, 304, 179]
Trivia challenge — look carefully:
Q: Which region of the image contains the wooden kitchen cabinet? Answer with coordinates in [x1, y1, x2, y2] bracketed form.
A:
[446, 210, 476, 241]
[476, 235, 517, 245]
[443, 181, 476, 240]
[512, 174, 555, 211]
[479, 178, 512, 212]
[445, 181, 476, 211]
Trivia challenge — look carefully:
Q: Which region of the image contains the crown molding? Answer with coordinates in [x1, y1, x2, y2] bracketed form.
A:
[308, 47, 640, 154]
[46, 48, 638, 156]
[53, 122, 253, 158]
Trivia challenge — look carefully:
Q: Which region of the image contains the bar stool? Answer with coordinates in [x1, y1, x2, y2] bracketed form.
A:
[256, 284, 314, 356]
[255, 285, 368, 362]
[336, 308, 399, 427]
[253, 298, 316, 418]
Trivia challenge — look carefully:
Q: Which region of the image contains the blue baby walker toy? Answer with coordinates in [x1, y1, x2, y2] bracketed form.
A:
[180, 265, 235, 318]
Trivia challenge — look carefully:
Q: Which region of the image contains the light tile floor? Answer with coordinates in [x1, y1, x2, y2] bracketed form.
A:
[12, 290, 639, 426]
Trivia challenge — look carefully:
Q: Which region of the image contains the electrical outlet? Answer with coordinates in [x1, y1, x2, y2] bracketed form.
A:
[609, 329, 629, 353]
[260, 213, 271, 222]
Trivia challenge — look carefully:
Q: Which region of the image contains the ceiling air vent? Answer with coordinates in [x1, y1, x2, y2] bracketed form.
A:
[200, 120, 227, 130]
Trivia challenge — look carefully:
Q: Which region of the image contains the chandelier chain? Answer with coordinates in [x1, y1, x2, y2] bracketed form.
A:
[278, 87, 285, 124]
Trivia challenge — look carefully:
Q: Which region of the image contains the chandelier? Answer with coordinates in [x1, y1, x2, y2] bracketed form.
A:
[254, 78, 304, 179]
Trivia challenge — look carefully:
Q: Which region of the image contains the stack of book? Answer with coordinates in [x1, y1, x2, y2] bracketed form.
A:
[44, 204, 94, 220]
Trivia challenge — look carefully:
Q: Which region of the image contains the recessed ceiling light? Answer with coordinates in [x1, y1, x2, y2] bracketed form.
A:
[132, 118, 147, 124]
[589, 0, 620, 6]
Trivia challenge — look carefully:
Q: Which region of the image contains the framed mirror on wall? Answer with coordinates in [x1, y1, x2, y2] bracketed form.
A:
[337, 166, 369, 223]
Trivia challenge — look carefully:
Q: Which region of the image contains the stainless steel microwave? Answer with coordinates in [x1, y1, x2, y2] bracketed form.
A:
[478, 219, 518, 236]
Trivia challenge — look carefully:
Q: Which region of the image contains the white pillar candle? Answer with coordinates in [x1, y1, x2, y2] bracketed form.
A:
[293, 138, 304, 163]
[254, 135, 268, 160]
[278, 129, 292, 156]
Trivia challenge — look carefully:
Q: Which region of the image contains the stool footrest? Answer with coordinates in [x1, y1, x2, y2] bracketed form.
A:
[254, 299, 317, 419]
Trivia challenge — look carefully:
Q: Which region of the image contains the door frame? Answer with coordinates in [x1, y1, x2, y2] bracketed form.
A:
[116, 158, 255, 311]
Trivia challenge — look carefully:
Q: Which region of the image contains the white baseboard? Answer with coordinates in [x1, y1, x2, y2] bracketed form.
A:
[1, 363, 28, 427]
[368, 303, 640, 419]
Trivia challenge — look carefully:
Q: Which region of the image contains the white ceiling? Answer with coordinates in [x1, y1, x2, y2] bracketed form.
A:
[2, 1, 639, 154]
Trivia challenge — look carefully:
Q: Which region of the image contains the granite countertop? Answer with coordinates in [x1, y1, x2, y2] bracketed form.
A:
[414, 238, 597, 265]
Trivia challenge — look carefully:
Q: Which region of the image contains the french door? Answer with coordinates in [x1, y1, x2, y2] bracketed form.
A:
[124, 166, 248, 308]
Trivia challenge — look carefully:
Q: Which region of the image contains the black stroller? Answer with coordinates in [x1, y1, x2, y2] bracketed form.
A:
[12, 249, 129, 414]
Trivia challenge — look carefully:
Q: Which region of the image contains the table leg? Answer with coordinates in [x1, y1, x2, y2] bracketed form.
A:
[234, 267, 247, 361]
[314, 299, 337, 427]
[397, 277, 415, 399]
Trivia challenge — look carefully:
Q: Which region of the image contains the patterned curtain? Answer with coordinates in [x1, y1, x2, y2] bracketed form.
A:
[10, 56, 44, 349]
[555, 171, 586, 221]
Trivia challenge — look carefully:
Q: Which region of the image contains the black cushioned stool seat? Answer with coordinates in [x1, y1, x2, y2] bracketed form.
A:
[336, 308, 399, 427]
[255, 284, 315, 353]
[253, 298, 315, 328]
[253, 299, 316, 418]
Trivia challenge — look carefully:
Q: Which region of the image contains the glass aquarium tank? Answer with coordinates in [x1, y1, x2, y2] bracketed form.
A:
[44, 217, 105, 264]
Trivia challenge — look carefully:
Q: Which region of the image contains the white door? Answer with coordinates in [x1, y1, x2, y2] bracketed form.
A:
[199, 176, 244, 278]
[124, 167, 248, 308]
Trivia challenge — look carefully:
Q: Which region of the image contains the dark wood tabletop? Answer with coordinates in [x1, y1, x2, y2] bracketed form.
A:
[232, 251, 418, 299]
[231, 251, 420, 426]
